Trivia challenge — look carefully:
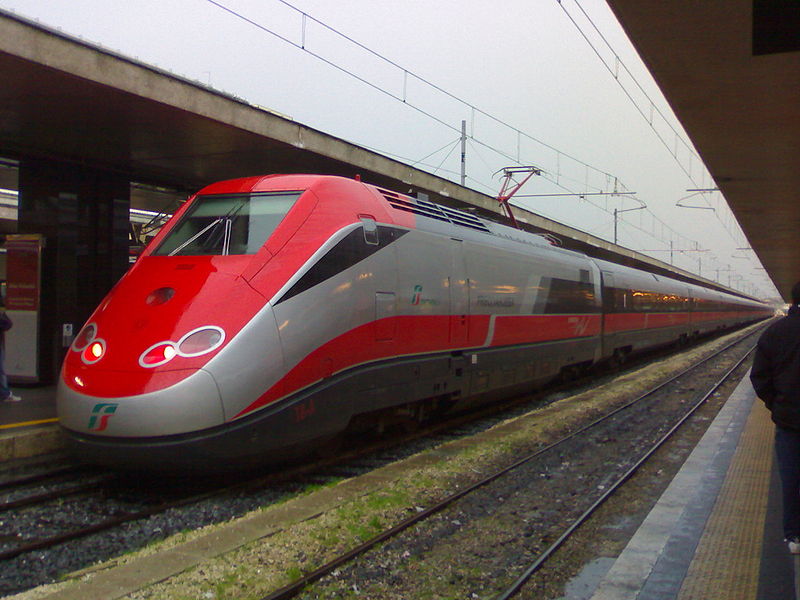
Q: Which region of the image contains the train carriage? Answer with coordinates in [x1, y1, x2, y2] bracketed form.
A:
[56, 174, 771, 471]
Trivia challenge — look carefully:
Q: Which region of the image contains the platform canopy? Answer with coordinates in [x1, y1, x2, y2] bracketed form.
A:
[606, 0, 800, 301]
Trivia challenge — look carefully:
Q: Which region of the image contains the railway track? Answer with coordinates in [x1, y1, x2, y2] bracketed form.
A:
[493, 338, 756, 599]
[0, 323, 763, 598]
[0, 340, 647, 580]
[258, 325, 762, 599]
[0, 387, 571, 595]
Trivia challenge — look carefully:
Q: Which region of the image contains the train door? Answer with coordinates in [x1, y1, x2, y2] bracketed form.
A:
[449, 239, 469, 346]
[601, 270, 616, 359]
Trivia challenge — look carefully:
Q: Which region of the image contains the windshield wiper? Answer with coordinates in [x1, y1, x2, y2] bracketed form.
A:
[169, 218, 223, 256]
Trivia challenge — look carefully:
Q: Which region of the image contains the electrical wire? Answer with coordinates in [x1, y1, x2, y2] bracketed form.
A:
[202, 0, 764, 295]
[430, 139, 461, 177]
[566, 0, 702, 165]
[205, 0, 622, 189]
[557, 0, 753, 252]
[410, 137, 462, 169]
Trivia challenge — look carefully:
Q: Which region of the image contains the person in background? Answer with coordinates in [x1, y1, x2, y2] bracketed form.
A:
[0, 298, 20, 402]
[751, 281, 800, 553]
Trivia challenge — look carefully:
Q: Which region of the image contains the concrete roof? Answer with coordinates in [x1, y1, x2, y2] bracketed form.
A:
[606, 0, 800, 301]
[0, 8, 748, 295]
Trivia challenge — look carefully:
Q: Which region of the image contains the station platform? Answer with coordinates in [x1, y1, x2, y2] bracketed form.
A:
[590, 373, 794, 600]
[0, 384, 63, 461]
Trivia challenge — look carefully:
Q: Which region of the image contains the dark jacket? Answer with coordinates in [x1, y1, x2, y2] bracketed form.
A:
[0, 310, 10, 350]
[751, 305, 800, 430]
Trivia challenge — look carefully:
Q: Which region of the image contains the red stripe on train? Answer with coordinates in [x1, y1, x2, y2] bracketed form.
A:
[234, 312, 602, 418]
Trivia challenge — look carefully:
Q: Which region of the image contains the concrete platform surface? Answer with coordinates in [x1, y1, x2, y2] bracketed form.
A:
[590, 373, 795, 599]
[0, 384, 63, 461]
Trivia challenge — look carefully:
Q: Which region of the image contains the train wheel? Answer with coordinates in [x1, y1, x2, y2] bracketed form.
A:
[610, 349, 627, 369]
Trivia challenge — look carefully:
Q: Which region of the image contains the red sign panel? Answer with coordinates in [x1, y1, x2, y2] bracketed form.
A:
[5, 234, 43, 312]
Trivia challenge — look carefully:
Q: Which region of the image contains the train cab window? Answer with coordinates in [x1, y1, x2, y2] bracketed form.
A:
[152, 191, 302, 256]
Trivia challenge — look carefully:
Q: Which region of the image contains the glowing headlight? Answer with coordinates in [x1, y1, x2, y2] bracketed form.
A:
[81, 339, 106, 364]
[139, 342, 179, 368]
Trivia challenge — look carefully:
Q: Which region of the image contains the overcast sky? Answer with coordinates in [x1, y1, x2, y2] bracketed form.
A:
[0, 0, 778, 298]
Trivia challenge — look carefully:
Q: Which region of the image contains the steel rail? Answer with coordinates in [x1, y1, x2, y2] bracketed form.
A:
[259, 326, 763, 600]
[0, 465, 87, 492]
[0, 484, 235, 561]
[493, 345, 756, 599]
[0, 479, 110, 513]
[0, 405, 521, 563]
[0, 396, 536, 564]
[0, 453, 361, 563]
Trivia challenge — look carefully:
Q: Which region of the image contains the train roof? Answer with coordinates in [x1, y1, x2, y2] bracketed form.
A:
[191, 174, 766, 306]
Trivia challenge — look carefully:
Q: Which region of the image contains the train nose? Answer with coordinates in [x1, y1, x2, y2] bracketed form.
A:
[57, 368, 226, 437]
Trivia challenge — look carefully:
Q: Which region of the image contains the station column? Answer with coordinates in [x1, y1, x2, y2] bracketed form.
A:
[16, 158, 130, 383]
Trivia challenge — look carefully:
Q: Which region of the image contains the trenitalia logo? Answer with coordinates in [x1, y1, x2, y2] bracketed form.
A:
[568, 315, 593, 336]
[88, 402, 118, 431]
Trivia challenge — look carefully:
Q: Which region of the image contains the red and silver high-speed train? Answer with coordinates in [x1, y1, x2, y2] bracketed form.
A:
[56, 174, 770, 470]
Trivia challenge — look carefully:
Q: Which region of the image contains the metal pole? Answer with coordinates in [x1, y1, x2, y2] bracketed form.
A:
[460, 120, 467, 186]
[614, 208, 618, 245]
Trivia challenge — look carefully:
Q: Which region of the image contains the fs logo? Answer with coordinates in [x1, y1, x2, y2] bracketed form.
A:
[411, 285, 423, 306]
[87, 402, 118, 432]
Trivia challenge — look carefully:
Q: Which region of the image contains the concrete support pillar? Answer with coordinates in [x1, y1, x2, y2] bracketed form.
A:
[17, 158, 130, 382]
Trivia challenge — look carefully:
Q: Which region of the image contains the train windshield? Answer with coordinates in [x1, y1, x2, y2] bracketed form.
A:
[152, 192, 302, 256]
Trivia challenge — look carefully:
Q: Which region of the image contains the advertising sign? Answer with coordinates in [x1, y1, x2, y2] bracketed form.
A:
[5, 234, 43, 382]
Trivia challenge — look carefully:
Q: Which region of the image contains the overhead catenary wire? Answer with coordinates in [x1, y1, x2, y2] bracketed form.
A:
[204, 0, 622, 191]
[201, 0, 767, 296]
[556, 0, 753, 252]
[267, 0, 729, 272]
[558, 0, 702, 171]
[276, 0, 624, 180]
[203, 1, 657, 209]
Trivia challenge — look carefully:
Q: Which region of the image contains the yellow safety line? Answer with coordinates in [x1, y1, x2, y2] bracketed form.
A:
[677, 400, 774, 599]
[0, 417, 59, 430]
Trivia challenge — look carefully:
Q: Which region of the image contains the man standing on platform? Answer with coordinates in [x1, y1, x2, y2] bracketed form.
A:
[0, 297, 20, 402]
[751, 281, 800, 553]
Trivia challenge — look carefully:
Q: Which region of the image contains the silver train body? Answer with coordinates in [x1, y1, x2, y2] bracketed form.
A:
[56, 175, 769, 471]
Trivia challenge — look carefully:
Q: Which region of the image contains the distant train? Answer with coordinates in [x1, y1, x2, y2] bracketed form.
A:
[56, 174, 771, 470]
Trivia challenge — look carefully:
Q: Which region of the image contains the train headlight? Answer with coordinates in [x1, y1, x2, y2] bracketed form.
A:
[139, 326, 225, 368]
[72, 323, 97, 352]
[82, 339, 106, 364]
[139, 342, 179, 368]
[177, 327, 225, 357]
